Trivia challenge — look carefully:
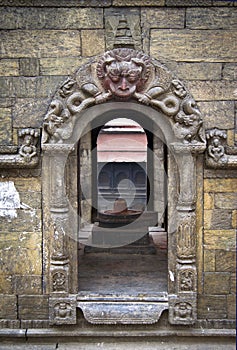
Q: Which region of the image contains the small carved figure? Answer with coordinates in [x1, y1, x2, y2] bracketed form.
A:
[208, 137, 225, 162]
[180, 270, 194, 291]
[177, 214, 196, 259]
[174, 302, 192, 319]
[54, 302, 72, 319]
[52, 271, 66, 292]
[18, 129, 39, 163]
[206, 128, 227, 166]
[59, 79, 76, 98]
[172, 79, 187, 98]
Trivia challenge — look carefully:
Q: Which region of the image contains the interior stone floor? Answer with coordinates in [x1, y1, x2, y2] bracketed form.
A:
[78, 231, 168, 300]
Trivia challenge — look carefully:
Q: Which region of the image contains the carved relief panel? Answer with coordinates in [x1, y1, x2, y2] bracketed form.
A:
[42, 48, 205, 148]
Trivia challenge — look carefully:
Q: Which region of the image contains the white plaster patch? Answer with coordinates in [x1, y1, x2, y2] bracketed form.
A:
[169, 270, 175, 282]
[0, 181, 21, 219]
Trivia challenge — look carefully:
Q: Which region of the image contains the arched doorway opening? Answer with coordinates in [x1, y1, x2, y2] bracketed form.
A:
[77, 115, 168, 302]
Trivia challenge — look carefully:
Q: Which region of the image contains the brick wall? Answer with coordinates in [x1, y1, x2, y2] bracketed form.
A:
[0, 0, 236, 325]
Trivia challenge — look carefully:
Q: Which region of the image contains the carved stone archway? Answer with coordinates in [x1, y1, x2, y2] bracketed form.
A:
[42, 48, 206, 326]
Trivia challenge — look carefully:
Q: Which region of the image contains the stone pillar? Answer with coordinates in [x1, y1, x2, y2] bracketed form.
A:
[168, 143, 204, 325]
[42, 144, 77, 325]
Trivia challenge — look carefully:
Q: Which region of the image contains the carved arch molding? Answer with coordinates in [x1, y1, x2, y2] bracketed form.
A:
[42, 48, 206, 326]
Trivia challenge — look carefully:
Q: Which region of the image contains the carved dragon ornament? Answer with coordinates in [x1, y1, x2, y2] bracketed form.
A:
[42, 48, 206, 147]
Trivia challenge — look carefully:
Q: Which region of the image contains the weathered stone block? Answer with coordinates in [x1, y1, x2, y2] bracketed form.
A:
[0, 0, 33, 4]
[204, 272, 230, 295]
[235, 103, 237, 143]
[0, 108, 12, 145]
[204, 179, 237, 193]
[13, 98, 49, 128]
[216, 250, 236, 273]
[40, 57, 88, 76]
[230, 273, 236, 294]
[23, 76, 66, 98]
[0, 30, 81, 58]
[113, 0, 164, 5]
[168, 62, 222, 81]
[0, 59, 19, 76]
[204, 249, 215, 272]
[0, 295, 17, 319]
[141, 8, 185, 29]
[5, 177, 41, 192]
[204, 192, 214, 210]
[0, 232, 42, 277]
[188, 81, 237, 101]
[186, 8, 237, 29]
[0, 246, 42, 275]
[0, 98, 15, 108]
[1, 7, 103, 30]
[19, 58, 39, 76]
[198, 295, 227, 319]
[1, 76, 66, 99]
[227, 129, 235, 147]
[222, 63, 237, 80]
[205, 168, 237, 179]
[204, 229, 236, 250]
[81, 30, 105, 57]
[227, 294, 236, 319]
[215, 193, 237, 210]
[18, 295, 49, 320]
[12, 275, 42, 295]
[19, 192, 42, 209]
[30, 0, 110, 6]
[166, 0, 212, 5]
[232, 210, 237, 229]
[198, 101, 234, 129]
[151, 30, 237, 62]
[0, 209, 41, 233]
[204, 209, 233, 230]
[0, 275, 13, 294]
[214, 1, 236, 6]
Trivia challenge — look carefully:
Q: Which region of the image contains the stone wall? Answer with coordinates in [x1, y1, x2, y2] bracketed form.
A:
[0, 0, 236, 330]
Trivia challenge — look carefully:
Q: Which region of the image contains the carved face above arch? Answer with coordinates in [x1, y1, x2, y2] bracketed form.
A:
[96, 49, 150, 100]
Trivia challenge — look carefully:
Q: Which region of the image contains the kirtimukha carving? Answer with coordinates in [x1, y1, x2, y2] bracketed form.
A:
[42, 48, 205, 147]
